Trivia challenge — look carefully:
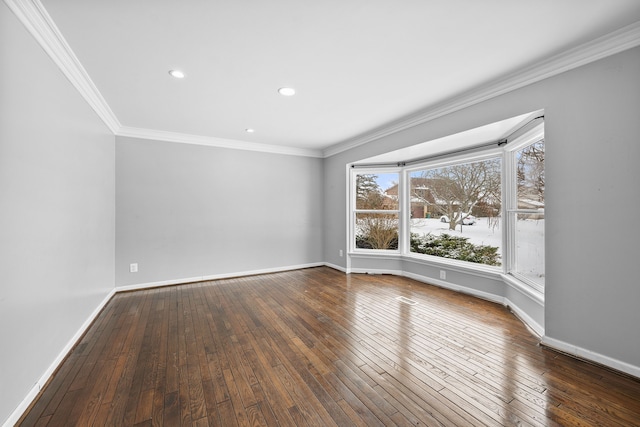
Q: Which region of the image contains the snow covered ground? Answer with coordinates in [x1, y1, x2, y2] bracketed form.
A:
[410, 217, 503, 252]
[410, 217, 545, 285]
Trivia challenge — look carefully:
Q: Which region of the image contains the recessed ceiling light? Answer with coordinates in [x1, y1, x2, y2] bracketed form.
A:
[278, 87, 296, 96]
[245, 128, 255, 133]
[169, 70, 185, 79]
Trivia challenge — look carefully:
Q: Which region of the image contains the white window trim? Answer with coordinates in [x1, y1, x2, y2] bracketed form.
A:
[403, 150, 504, 272]
[403, 147, 503, 173]
[349, 167, 402, 254]
[504, 123, 545, 293]
[348, 122, 544, 295]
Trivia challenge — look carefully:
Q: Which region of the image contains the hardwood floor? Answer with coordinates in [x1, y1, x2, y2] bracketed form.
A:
[18, 267, 640, 426]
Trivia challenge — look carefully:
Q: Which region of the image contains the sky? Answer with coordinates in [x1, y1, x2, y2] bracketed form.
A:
[376, 173, 398, 191]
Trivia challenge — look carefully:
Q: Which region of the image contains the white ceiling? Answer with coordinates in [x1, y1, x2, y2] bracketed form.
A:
[354, 111, 537, 166]
[32, 1, 640, 155]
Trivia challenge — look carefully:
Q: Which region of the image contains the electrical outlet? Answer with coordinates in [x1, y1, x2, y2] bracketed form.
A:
[130, 263, 138, 273]
[339, 249, 343, 257]
[439, 270, 446, 280]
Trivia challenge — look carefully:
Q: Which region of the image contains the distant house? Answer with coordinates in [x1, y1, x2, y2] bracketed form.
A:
[385, 178, 439, 218]
[385, 177, 504, 219]
[516, 188, 545, 219]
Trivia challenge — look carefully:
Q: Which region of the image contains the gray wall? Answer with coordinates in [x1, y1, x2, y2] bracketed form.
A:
[0, 2, 115, 424]
[2, 1, 639, 422]
[324, 47, 640, 370]
[116, 137, 324, 286]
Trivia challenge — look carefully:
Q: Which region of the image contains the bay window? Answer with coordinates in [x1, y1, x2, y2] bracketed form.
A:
[349, 116, 545, 292]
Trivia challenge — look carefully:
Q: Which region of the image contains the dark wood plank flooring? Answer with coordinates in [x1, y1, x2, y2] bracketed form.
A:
[18, 267, 640, 426]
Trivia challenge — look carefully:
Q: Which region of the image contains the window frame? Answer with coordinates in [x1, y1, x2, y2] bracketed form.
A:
[403, 148, 504, 269]
[503, 123, 545, 292]
[348, 121, 545, 294]
[349, 167, 402, 254]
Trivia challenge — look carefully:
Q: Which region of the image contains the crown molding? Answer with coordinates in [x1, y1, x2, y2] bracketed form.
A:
[8, 0, 639, 159]
[5, 0, 322, 158]
[4, 0, 121, 133]
[117, 127, 324, 158]
[323, 19, 640, 158]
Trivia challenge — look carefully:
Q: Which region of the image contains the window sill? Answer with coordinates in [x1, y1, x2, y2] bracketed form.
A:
[501, 273, 545, 305]
[349, 250, 401, 260]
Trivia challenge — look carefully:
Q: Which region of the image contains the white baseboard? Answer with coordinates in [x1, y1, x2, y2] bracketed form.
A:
[16, 263, 636, 427]
[505, 297, 544, 337]
[6, 263, 328, 426]
[403, 272, 505, 305]
[349, 267, 404, 276]
[314, 265, 638, 379]
[3, 383, 39, 427]
[3, 288, 117, 427]
[323, 262, 348, 273]
[405, 272, 545, 338]
[117, 274, 207, 292]
[349, 267, 502, 303]
[116, 262, 325, 292]
[349, 268, 546, 340]
[541, 336, 640, 379]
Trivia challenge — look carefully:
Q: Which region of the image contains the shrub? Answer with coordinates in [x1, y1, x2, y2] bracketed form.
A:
[356, 234, 398, 250]
[410, 233, 501, 266]
[355, 215, 398, 249]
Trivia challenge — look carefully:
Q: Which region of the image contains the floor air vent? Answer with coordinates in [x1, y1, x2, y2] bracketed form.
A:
[395, 296, 418, 305]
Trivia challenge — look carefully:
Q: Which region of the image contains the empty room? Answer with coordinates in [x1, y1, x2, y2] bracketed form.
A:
[2, 0, 640, 426]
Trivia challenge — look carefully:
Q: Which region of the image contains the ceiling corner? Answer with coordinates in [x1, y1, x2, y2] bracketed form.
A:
[5, 0, 121, 133]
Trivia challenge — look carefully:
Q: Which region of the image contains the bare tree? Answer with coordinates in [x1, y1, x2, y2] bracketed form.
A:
[416, 159, 501, 230]
[517, 140, 545, 204]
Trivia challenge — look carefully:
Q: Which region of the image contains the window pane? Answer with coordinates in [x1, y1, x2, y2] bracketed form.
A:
[513, 212, 545, 287]
[517, 140, 545, 209]
[408, 158, 502, 266]
[512, 137, 545, 289]
[355, 173, 398, 210]
[355, 213, 398, 249]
